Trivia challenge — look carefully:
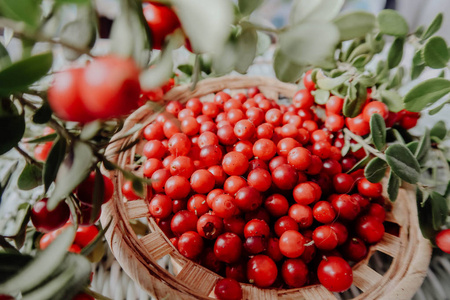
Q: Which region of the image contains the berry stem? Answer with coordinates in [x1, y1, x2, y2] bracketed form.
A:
[14, 146, 42, 168]
[343, 128, 386, 161]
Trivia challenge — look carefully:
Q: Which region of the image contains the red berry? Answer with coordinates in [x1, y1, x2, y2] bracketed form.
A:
[247, 255, 278, 288]
[214, 278, 242, 300]
[143, 3, 180, 50]
[317, 256, 353, 292]
[31, 198, 70, 233]
[178, 231, 204, 259]
[214, 233, 242, 264]
[279, 230, 305, 258]
[282, 258, 309, 288]
[436, 229, 450, 254]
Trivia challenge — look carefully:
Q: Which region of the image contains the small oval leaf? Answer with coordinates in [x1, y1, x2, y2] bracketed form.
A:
[364, 157, 388, 183]
[403, 78, 450, 112]
[32, 102, 53, 124]
[422, 13, 443, 41]
[370, 113, 386, 150]
[43, 137, 67, 193]
[380, 89, 403, 113]
[273, 49, 305, 83]
[387, 170, 400, 202]
[17, 164, 42, 190]
[385, 144, 421, 184]
[377, 9, 409, 37]
[430, 191, 448, 230]
[313, 89, 330, 105]
[0, 52, 53, 94]
[333, 11, 376, 41]
[415, 129, 430, 163]
[387, 37, 404, 69]
[423, 36, 449, 69]
[430, 120, 447, 142]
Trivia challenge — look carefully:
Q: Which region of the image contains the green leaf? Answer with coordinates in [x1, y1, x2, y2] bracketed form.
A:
[81, 221, 111, 256]
[290, 0, 344, 24]
[343, 82, 367, 118]
[429, 99, 450, 115]
[279, 22, 339, 67]
[387, 170, 400, 201]
[406, 141, 418, 154]
[48, 141, 93, 210]
[333, 11, 376, 41]
[22, 253, 91, 300]
[110, 0, 151, 67]
[387, 37, 404, 69]
[89, 168, 105, 224]
[18, 164, 42, 190]
[385, 144, 420, 184]
[0, 253, 32, 282]
[256, 32, 271, 56]
[377, 9, 409, 37]
[212, 37, 238, 76]
[312, 89, 330, 105]
[422, 13, 443, 40]
[173, 0, 233, 54]
[416, 188, 437, 241]
[234, 28, 257, 74]
[387, 66, 404, 89]
[0, 53, 53, 94]
[351, 54, 372, 69]
[370, 113, 386, 150]
[60, 14, 97, 61]
[415, 128, 430, 163]
[403, 78, 450, 112]
[0, 42, 12, 69]
[43, 137, 67, 193]
[380, 89, 403, 113]
[32, 102, 53, 124]
[430, 120, 447, 141]
[0, 99, 25, 155]
[346, 155, 371, 174]
[412, 49, 424, 66]
[0, 0, 40, 28]
[316, 72, 351, 90]
[238, 0, 263, 15]
[0, 226, 75, 294]
[430, 191, 448, 230]
[357, 74, 377, 87]
[0, 162, 16, 204]
[364, 157, 388, 183]
[423, 36, 449, 69]
[411, 63, 425, 80]
[132, 178, 144, 198]
[177, 64, 193, 76]
[273, 49, 305, 83]
[11, 203, 31, 249]
[139, 33, 182, 89]
[26, 133, 57, 144]
[80, 121, 102, 141]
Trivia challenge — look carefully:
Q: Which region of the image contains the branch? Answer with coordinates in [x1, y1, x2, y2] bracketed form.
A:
[14, 146, 42, 168]
[343, 128, 387, 160]
[0, 18, 94, 57]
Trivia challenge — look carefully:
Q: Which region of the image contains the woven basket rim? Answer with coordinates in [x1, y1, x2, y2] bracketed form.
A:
[101, 75, 432, 300]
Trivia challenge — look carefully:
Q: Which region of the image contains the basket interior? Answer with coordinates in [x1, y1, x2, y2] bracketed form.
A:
[102, 76, 431, 300]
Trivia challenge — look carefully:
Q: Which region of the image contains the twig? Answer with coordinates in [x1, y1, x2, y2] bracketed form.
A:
[0, 18, 94, 57]
[14, 146, 41, 168]
[343, 128, 387, 160]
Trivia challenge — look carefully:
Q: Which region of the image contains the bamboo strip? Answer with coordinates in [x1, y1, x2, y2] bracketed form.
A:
[140, 232, 174, 261]
[124, 200, 149, 219]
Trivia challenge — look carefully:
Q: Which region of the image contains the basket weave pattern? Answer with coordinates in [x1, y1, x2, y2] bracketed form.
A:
[101, 76, 431, 300]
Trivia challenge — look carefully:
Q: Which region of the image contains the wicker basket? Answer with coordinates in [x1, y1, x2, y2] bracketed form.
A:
[100, 76, 432, 300]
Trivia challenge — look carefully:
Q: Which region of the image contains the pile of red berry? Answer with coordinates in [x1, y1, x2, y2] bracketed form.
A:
[131, 76, 402, 298]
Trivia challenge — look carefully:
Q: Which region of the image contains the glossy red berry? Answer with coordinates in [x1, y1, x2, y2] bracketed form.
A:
[247, 255, 278, 288]
[317, 256, 353, 292]
[31, 198, 70, 233]
[436, 229, 450, 254]
[214, 278, 243, 300]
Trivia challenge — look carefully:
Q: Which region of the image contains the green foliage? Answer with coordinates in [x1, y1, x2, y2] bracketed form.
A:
[422, 13, 443, 41]
[0, 53, 53, 95]
[0, 0, 40, 28]
[238, 0, 263, 16]
[387, 170, 400, 201]
[423, 37, 449, 69]
[0, 99, 25, 155]
[370, 113, 386, 150]
[385, 144, 421, 184]
[333, 11, 376, 41]
[377, 9, 409, 36]
[364, 157, 388, 183]
[387, 38, 404, 69]
[403, 78, 450, 112]
[18, 164, 42, 191]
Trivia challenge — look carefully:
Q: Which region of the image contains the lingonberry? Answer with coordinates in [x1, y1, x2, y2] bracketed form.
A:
[247, 255, 278, 288]
[214, 278, 242, 300]
[317, 256, 353, 292]
[31, 198, 70, 233]
[282, 258, 309, 288]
